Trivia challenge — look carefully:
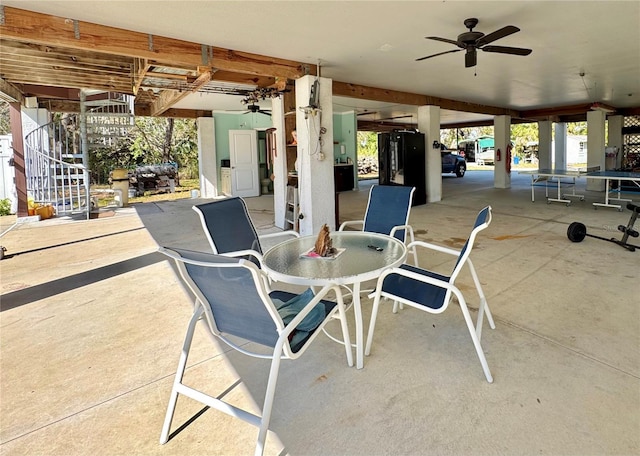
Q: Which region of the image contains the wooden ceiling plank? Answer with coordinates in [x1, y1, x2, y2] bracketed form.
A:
[0, 60, 132, 79]
[0, 54, 131, 72]
[0, 39, 134, 68]
[0, 6, 312, 80]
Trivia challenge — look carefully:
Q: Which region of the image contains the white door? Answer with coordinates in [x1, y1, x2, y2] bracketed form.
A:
[229, 129, 259, 197]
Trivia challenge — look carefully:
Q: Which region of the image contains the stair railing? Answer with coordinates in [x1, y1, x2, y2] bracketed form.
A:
[23, 114, 90, 218]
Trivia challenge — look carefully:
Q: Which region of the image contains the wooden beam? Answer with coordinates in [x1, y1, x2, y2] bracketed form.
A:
[136, 107, 214, 119]
[520, 104, 593, 120]
[20, 84, 81, 99]
[133, 58, 150, 95]
[150, 70, 212, 116]
[333, 81, 521, 118]
[0, 77, 24, 103]
[0, 6, 314, 80]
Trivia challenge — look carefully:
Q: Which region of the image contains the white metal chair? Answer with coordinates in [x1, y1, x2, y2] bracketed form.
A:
[159, 247, 353, 456]
[365, 206, 496, 383]
[193, 197, 299, 266]
[339, 184, 418, 264]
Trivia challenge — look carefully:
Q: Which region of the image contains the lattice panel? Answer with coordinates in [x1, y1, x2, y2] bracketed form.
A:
[623, 116, 640, 169]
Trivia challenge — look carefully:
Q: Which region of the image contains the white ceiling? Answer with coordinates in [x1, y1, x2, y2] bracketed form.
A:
[5, 1, 640, 124]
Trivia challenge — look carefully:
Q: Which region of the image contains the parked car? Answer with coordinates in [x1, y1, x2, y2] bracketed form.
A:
[440, 145, 466, 177]
[475, 148, 495, 166]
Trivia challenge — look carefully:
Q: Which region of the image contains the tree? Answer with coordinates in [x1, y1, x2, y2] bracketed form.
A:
[357, 131, 378, 157]
[0, 102, 10, 135]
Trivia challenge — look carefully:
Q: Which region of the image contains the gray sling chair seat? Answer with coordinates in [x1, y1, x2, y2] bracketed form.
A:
[193, 197, 299, 267]
[159, 247, 353, 456]
[365, 206, 496, 383]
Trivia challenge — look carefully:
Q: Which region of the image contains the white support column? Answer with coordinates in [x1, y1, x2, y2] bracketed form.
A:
[554, 122, 567, 169]
[271, 96, 287, 229]
[197, 117, 218, 198]
[608, 115, 624, 168]
[417, 105, 441, 202]
[587, 110, 606, 191]
[494, 115, 511, 189]
[538, 120, 552, 170]
[295, 75, 335, 235]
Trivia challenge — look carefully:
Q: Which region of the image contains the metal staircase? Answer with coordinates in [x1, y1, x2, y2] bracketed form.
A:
[23, 92, 135, 218]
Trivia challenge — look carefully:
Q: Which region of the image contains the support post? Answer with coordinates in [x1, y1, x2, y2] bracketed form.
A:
[417, 105, 441, 203]
[9, 102, 27, 217]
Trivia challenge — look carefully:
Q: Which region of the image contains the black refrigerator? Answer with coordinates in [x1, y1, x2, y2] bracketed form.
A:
[378, 131, 426, 205]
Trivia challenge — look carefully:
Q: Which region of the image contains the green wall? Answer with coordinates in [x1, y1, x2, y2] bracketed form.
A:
[211, 111, 357, 187]
[213, 112, 272, 165]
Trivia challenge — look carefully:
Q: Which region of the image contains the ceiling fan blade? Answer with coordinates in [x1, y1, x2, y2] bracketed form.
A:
[482, 45, 532, 56]
[425, 36, 460, 47]
[258, 110, 272, 116]
[416, 49, 461, 61]
[476, 25, 520, 46]
[465, 50, 477, 68]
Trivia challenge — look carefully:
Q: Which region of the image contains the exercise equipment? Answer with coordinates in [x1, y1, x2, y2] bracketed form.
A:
[567, 203, 640, 252]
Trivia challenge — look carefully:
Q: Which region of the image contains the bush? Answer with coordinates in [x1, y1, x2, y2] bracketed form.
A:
[0, 198, 11, 216]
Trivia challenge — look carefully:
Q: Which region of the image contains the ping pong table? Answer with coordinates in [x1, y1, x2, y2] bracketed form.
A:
[583, 170, 640, 210]
[519, 167, 640, 210]
[519, 168, 592, 205]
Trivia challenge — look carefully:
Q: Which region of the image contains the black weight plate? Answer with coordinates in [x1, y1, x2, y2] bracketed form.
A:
[567, 222, 587, 242]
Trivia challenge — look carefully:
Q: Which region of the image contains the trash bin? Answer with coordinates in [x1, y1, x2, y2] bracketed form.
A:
[514, 156, 520, 165]
[111, 168, 130, 206]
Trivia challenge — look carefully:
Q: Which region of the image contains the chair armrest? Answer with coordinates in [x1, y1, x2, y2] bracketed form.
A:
[259, 230, 300, 241]
[338, 220, 364, 231]
[389, 224, 415, 241]
[407, 240, 461, 257]
[220, 249, 264, 263]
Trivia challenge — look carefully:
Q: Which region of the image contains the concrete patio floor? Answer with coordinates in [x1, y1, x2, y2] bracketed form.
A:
[1, 171, 638, 455]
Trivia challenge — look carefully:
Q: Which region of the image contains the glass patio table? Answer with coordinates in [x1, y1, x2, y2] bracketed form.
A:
[262, 231, 407, 369]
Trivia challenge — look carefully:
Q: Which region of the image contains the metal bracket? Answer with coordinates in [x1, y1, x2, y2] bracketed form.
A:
[73, 20, 80, 39]
[148, 34, 154, 52]
[0, 6, 5, 26]
[201, 45, 213, 65]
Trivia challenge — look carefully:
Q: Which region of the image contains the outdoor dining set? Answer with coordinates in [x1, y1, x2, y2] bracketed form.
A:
[158, 184, 495, 456]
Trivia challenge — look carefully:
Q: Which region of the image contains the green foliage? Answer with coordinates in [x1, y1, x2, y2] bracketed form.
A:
[0, 102, 10, 135]
[357, 131, 378, 157]
[88, 116, 199, 184]
[0, 198, 11, 216]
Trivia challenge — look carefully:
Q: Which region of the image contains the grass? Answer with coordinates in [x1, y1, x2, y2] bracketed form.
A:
[91, 178, 200, 205]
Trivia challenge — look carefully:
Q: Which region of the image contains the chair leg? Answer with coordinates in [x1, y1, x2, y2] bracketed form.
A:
[467, 260, 496, 340]
[255, 341, 285, 456]
[335, 289, 354, 367]
[453, 289, 493, 383]
[159, 305, 204, 444]
[365, 293, 383, 356]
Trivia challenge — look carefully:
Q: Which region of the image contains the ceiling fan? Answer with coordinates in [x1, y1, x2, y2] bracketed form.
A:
[416, 18, 532, 68]
[243, 103, 271, 117]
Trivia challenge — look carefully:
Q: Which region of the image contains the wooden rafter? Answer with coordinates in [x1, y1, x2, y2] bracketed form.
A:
[132, 58, 150, 95]
[150, 70, 212, 116]
[0, 77, 24, 103]
[0, 6, 314, 80]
